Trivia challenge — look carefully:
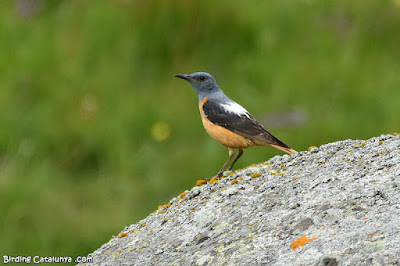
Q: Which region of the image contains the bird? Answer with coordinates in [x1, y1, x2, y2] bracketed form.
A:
[175, 72, 297, 177]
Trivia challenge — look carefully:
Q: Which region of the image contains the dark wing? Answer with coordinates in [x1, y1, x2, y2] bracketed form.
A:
[203, 100, 291, 148]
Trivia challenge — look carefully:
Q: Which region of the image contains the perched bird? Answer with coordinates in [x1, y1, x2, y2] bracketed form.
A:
[175, 72, 297, 177]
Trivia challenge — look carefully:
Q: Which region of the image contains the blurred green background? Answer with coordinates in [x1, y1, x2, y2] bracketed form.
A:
[1, 0, 399, 260]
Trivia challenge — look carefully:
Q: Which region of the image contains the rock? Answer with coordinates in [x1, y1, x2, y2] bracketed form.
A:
[80, 134, 400, 265]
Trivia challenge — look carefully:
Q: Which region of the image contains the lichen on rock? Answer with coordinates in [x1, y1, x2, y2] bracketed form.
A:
[80, 134, 400, 265]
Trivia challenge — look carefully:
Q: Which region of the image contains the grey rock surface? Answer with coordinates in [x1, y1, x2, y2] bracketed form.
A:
[81, 134, 400, 265]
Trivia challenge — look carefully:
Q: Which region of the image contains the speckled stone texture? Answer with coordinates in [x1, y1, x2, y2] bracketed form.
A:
[80, 134, 400, 266]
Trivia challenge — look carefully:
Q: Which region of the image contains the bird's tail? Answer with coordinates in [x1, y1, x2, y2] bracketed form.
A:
[252, 130, 297, 154]
[269, 144, 297, 154]
[253, 133, 297, 154]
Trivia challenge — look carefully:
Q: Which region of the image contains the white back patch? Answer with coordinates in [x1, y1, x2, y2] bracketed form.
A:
[221, 102, 250, 117]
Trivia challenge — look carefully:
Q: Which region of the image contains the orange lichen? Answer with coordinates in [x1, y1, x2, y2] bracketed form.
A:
[361, 141, 367, 146]
[209, 176, 219, 184]
[291, 235, 317, 251]
[157, 203, 171, 210]
[196, 180, 207, 186]
[252, 172, 261, 178]
[119, 232, 128, 238]
[363, 217, 368, 220]
[369, 233, 376, 237]
[179, 192, 188, 199]
[308, 146, 317, 151]
[162, 203, 171, 209]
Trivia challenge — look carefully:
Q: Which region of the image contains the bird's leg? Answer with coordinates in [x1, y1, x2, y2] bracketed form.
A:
[227, 149, 243, 171]
[217, 148, 235, 177]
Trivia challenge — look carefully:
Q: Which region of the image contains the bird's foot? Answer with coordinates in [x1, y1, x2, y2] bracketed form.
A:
[217, 170, 234, 178]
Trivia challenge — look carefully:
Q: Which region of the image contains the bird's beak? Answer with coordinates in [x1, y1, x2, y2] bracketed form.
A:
[174, 74, 191, 81]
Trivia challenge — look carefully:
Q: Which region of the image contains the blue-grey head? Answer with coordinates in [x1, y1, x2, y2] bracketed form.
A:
[175, 72, 224, 102]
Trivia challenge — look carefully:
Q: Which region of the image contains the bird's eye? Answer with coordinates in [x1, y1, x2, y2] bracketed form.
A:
[199, 75, 206, 81]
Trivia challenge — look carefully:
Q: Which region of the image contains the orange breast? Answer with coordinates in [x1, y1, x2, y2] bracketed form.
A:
[199, 97, 255, 149]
